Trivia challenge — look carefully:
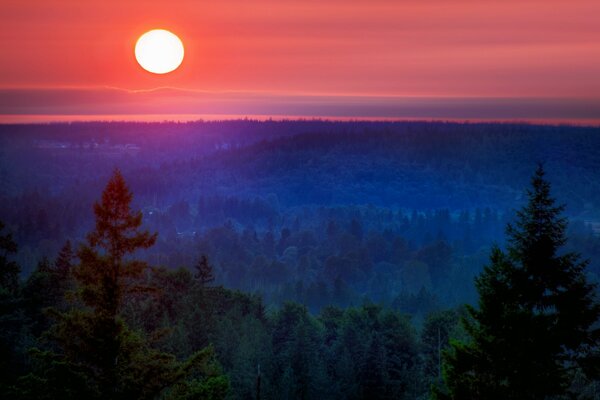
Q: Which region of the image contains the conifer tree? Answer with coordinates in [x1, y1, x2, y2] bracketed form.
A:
[20, 170, 228, 399]
[0, 221, 19, 294]
[22, 242, 75, 337]
[0, 220, 25, 396]
[54, 240, 74, 282]
[434, 165, 600, 399]
[360, 333, 388, 400]
[195, 254, 215, 286]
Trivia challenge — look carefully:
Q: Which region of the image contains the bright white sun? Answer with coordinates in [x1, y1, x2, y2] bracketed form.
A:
[135, 29, 184, 74]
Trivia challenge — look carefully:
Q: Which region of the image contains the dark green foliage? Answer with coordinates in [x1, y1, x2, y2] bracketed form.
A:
[271, 303, 327, 400]
[22, 243, 74, 337]
[127, 277, 425, 400]
[1, 147, 599, 399]
[318, 304, 420, 400]
[421, 310, 461, 388]
[0, 220, 20, 292]
[195, 254, 215, 286]
[360, 333, 387, 399]
[435, 166, 600, 399]
[119, 260, 271, 399]
[19, 171, 229, 399]
[0, 220, 27, 396]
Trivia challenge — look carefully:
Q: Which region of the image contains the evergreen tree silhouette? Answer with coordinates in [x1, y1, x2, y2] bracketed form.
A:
[19, 170, 228, 399]
[0, 220, 24, 396]
[54, 240, 74, 280]
[195, 254, 215, 286]
[433, 165, 600, 400]
[0, 221, 19, 293]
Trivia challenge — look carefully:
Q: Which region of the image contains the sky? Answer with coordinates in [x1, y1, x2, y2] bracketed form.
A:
[1, 0, 600, 122]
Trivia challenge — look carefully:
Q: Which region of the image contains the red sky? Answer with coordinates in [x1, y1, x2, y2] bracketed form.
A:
[1, 0, 600, 121]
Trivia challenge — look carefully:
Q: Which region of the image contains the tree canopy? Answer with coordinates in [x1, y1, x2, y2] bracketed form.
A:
[17, 170, 229, 400]
[435, 165, 600, 399]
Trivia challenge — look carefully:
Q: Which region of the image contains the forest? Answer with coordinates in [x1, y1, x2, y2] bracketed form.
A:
[0, 120, 599, 399]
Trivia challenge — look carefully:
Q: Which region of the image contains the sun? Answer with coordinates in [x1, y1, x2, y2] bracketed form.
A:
[135, 29, 184, 74]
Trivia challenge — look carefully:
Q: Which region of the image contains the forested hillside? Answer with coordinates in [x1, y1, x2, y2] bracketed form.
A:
[1, 121, 599, 309]
[0, 120, 599, 398]
[2, 121, 600, 211]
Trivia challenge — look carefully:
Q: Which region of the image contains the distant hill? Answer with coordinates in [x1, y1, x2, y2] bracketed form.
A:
[2, 120, 599, 215]
[2, 120, 600, 302]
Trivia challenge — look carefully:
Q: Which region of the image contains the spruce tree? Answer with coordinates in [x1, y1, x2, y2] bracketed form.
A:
[434, 165, 600, 399]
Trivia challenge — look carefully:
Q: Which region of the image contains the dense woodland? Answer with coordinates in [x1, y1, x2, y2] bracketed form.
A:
[0, 120, 599, 399]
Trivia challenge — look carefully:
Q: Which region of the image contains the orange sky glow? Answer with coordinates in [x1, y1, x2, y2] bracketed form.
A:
[1, 0, 600, 121]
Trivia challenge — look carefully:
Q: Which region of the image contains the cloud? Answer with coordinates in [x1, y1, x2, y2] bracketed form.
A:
[0, 87, 599, 123]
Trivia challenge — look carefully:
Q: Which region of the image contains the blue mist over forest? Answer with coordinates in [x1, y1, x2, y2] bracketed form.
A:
[1, 120, 599, 399]
[1, 120, 599, 310]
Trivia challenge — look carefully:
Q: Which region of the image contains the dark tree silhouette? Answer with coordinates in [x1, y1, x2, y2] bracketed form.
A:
[20, 170, 228, 399]
[434, 165, 600, 399]
[22, 241, 75, 337]
[195, 254, 215, 286]
[0, 220, 24, 396]
[54, 240, 74, 279]
[0, 221, 19, 293]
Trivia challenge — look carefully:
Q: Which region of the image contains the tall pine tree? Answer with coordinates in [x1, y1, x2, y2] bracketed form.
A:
[19, 170, 228, 400]
[434, 165, 600, 399]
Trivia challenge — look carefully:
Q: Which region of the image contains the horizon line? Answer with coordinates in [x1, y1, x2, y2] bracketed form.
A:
[2, 114, 600, 127]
